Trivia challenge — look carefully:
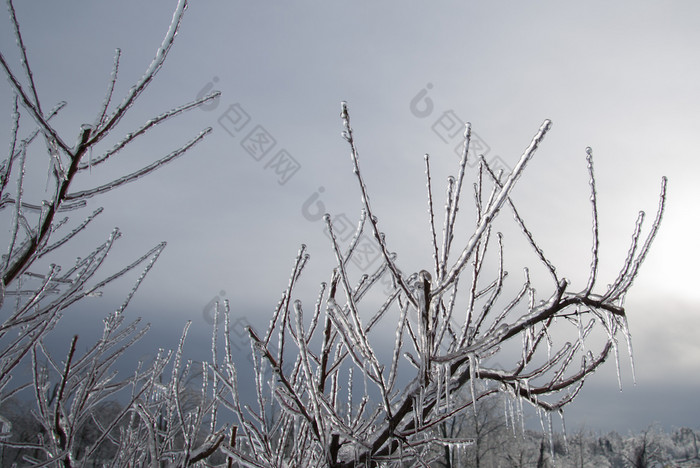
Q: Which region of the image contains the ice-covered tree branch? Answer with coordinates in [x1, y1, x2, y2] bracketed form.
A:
[0, 2, 224, 465]
[215, 104, 666, 467]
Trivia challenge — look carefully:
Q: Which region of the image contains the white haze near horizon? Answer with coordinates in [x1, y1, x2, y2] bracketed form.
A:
[1, 1, 698, 435]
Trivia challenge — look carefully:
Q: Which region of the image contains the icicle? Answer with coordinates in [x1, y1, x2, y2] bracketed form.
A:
[503, 393, 511, 433]
[537, 406, 546, 437]
[546, 411, 555, 461]
[621, 315, 637, 385]
[515, 381, 525, 436]
[346, 367, 353, 425]
[612, 339, 622, 391]
[444, 363, 451, 414]
[523, 378, 531, 400]
[559, 408, 568, 453]
[576, 306, 585, 353]
[468, 353, 478, 418]
[507, 393, 516, 436]
[417, 385, 425, 427]
[435, 364, 442, 413]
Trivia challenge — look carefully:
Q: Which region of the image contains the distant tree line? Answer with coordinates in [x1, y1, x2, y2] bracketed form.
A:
[2, 393, 697, 467]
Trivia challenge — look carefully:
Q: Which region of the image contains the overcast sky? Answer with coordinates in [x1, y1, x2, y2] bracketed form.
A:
[1, 1, 699, 434]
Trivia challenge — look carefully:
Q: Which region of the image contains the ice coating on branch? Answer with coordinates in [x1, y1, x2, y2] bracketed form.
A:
[92, 0, 188, 142]
[584, 146, 600, 295]
[435, 119, 553, 296]
[66, 128, 212, 201]
[82, 92, 220, 171]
